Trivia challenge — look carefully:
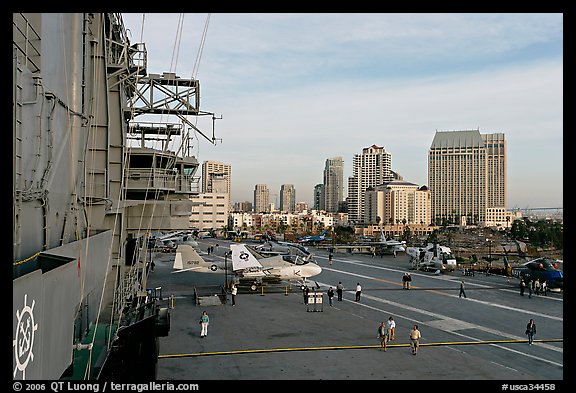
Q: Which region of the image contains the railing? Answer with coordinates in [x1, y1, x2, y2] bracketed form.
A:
[125, 168, 199, 194]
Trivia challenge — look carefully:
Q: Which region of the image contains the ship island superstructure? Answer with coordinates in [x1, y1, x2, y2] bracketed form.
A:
[13, 13, 216, 380]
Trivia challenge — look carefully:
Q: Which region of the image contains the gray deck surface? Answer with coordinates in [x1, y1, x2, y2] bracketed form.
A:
[147, 239, 564, 388]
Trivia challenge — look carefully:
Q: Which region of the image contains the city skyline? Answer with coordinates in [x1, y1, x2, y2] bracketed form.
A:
[122, 13, 563, 209]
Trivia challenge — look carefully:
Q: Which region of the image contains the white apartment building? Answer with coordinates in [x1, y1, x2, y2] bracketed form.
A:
[483, 207, 516, 229]
[365, 181, 431, 226]
[229, 210, 335, 233]
[230, 212, 255, 230]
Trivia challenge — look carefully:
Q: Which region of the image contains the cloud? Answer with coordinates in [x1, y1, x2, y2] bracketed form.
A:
[121, 13, 563, 208]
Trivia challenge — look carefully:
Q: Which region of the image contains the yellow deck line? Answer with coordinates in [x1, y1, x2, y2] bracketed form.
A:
[158, 338, 563, 359]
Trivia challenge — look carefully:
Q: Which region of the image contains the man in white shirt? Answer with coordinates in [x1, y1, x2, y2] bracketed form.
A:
[355, 283, 362, 301]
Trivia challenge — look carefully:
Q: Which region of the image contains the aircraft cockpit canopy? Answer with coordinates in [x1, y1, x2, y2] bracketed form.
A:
[282, 255, 310, 265]
[527, 258, 560, 271]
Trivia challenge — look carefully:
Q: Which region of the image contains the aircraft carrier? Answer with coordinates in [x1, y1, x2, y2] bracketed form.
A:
[147, 239, 564, 387]
[12, 13, 564, 387]
[13, 13, 216, 380]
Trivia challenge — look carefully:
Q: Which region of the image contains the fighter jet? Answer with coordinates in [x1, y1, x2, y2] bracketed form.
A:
[297, 230, 331, 244]
[151, 230, 198, 252]
[173, 243, 322, 290]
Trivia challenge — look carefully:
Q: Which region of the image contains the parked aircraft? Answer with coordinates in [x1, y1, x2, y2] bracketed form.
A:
[297, 230, 331, 244]
[173, 243, 322, 290]
[369, 227, 406, 255]
[151, 230, 198, 251]
[509, 257, 563, 290]
[406, 243, 457, 273]
[252, 241, 312, 259]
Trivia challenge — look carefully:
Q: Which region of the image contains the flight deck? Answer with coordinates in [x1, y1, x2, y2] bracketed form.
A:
[147, 239, 564, 385]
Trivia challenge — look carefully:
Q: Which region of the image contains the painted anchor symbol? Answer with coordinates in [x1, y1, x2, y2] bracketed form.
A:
[18, 318, 31, 356]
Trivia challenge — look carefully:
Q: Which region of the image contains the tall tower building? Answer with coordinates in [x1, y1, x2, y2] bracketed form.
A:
[314, 184, 324, 211]
[253, 184, 270, 213]
[323, 156, 344, 213]
[348, 145, 393, 224]
[279, 184, 296, 213]
[202, 161, 231, 196]
[428, 129, 506, 225]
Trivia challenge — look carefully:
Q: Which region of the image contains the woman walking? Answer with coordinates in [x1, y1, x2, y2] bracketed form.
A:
[525, 318, 536, 346]
[200, 310, 210, 338]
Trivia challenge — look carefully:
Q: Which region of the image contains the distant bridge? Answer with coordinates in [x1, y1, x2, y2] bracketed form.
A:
[512, 207, 563, 217]
[515, 207, 563, 211]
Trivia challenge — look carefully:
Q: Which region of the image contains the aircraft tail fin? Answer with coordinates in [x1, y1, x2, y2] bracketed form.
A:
[174, 244, 206, 271]
[231, 244, 263, 271]
[174, 250, 183, 270]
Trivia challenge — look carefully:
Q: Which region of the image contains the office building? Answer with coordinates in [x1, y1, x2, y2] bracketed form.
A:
[254, 184, 270, 213]
[280, 184, 296, 213]
[189, 192, 230, 231]
[323, 156, 344, 213]
[428, 130, 506, 225]
[314, 184, 324, 211]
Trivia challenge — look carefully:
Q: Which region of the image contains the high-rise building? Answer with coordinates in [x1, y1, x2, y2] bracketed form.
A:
[348, 145, 393, 224]
[279, 184, 296, 213]
[428, 129, 506, 225]
[202, 161, 231, 196]
[254, 184, 270, 213]
[314, 184, 324, 211]
[323, 156, 344, 213]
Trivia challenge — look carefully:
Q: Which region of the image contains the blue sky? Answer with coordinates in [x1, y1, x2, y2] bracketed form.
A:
[121, 13, 563, 209]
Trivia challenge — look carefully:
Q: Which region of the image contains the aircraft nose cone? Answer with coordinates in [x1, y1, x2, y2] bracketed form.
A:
[304, 263, 322, 277]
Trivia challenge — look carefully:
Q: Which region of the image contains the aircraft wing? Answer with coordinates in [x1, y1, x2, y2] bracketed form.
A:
[171, 266, 209, 274]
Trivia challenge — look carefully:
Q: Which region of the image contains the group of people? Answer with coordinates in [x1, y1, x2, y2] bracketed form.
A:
[377, 319, 421, 355]
[519, 278, 548, 297]
[379, 318, 422, 354]
[402, 272, 412, 289]
[321, 282, 345, 307]
[377, 317, 397, 351]
[198, 284, 539, 353]
[206, 244, 219, 255]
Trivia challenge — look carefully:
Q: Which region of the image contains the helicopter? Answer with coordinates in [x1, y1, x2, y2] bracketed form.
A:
[509, 257, 563, 290]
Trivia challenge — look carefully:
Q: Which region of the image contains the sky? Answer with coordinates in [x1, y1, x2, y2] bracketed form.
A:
[121, 13, 563, 210]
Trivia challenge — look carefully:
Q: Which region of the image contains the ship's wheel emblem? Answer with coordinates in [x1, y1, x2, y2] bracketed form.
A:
[13, 294, 38, 379]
